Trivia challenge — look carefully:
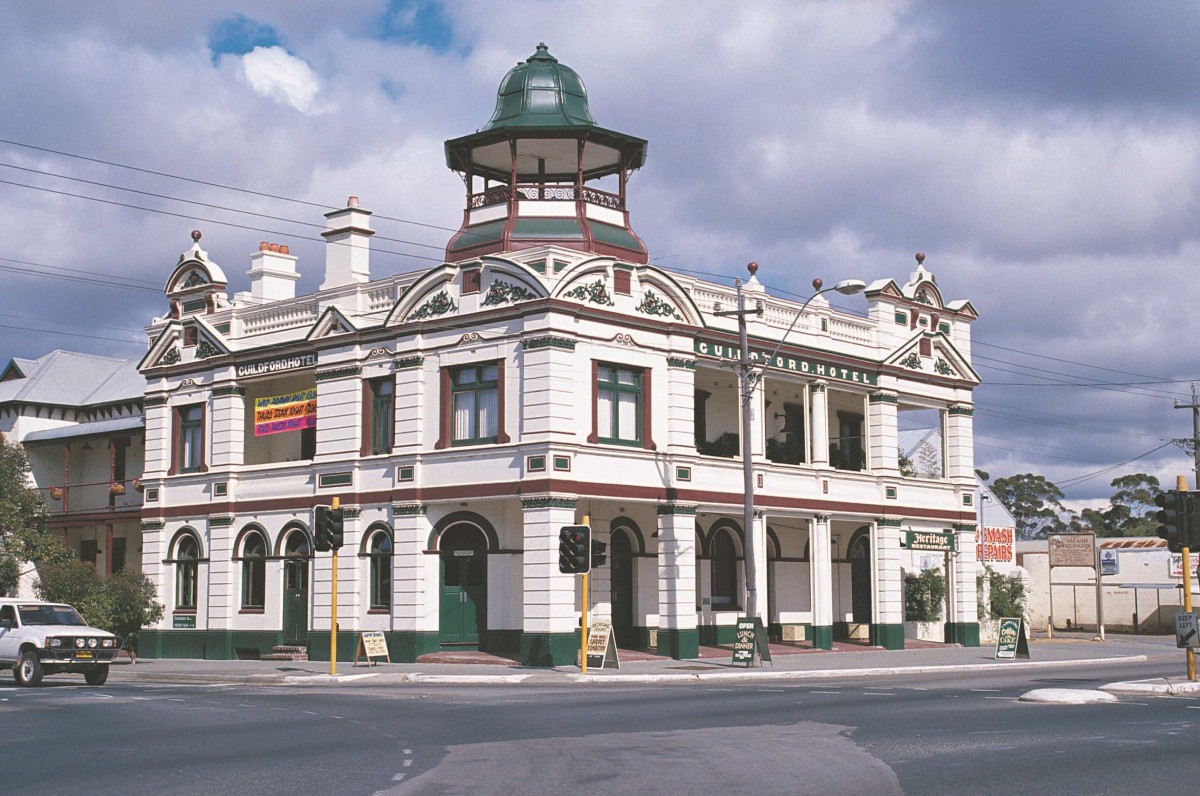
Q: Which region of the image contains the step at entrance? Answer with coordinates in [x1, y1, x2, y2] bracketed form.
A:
[260, 644, 309, 662]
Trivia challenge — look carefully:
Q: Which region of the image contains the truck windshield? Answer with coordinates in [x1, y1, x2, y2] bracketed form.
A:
[18, 605, 87, 626]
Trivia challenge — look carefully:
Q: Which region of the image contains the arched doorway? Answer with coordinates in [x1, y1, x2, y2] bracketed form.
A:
[849, 530, 872, 625]
[282, 529, 310, 644]
[610, 529, 635, 648]
[439, 524, 487, 646]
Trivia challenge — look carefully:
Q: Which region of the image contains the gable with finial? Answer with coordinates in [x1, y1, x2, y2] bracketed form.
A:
[884, 330, 979, 384]
[306, 305, 359, 341]
[554, 257, 700, 324]
[164, 230, 230, 318]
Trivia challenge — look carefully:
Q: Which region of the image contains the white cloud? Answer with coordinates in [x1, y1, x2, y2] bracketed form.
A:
[239, 45, 320, 113]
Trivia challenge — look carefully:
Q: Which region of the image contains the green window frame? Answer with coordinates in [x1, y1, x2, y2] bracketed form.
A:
[178, 405, 204, 473]
[368, 530, 393, 610]
[596, 364, 643, 445]
[370, 377, 394, 455]
[175, 535, 199, 610]
[240, 533, 266, 610]
[450, 364, 499, 446]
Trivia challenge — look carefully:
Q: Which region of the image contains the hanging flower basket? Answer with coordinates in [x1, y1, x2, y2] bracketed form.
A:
[132, 478, 144, 493]
[49, 487, 63, 501]
[109, 482, 126, 496]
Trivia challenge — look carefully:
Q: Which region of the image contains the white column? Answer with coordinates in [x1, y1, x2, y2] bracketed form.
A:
[210, 386, 245, 468]
[810, 514, 833, 648]
[952, 523, 980, 629]
[521, 497, 579, 665]
[945, 405, 975, 483]
[810, 381, 829, 466]
[873, 520, 904, 641]
[391, 505, 435, 634]
[657, 505, 698, 658]
[869, 393, 899, 475]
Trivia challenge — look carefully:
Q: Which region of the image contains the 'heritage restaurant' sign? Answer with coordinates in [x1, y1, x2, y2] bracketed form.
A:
[905, 530, 957, 552]
[694, 339, 878, 386]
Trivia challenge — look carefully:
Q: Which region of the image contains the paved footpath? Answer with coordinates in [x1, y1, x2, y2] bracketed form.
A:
[104, 632, 1200, 692]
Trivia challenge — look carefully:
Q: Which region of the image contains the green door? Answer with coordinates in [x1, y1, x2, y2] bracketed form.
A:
[850, 533, 871, 625]
[282, 532, 310, 645]
[439, 525, 487, 646]
[610, 530, 635, 648]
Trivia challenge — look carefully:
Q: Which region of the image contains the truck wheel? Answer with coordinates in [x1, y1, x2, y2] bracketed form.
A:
[84, 665, 109, 686]
[14, 650, 44, 686]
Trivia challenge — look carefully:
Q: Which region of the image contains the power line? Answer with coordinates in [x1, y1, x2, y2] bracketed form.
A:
[974, 339, 1172, 382]
[0, 322, 144, 346]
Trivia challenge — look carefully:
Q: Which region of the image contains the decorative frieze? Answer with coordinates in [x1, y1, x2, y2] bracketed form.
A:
[140, 519, 165, 531]
[521, 496, 578, 510]
[666, 357, 696, 369]
[315, 365, 362, 382]
[212, 385, 246, 397]
[392, 504, 426, 516]
[869, 392, 898, 404]
[394, 356, 424, 370]
[899, 352, 922, 369]
[875, 517, 903, 527]
[636, 290, 682, 320]
[482, 279, 536, 306]
[195, 340, 222, 360]
[209, 515, 235, 528]
[948, 405, 974, 416]
[934, 358, 956, 377]
[144, 395, 169, 408]
[656, 504, 697, 516]
[157, 348, 181, 366]
[410, 290, 457, 320]
[522, 335, 577, 351]
[563, 279, 614, 306]
[342, 506, 362, 519]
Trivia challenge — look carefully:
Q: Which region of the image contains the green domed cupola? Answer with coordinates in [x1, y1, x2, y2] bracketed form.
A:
[444, 43, 649, 262]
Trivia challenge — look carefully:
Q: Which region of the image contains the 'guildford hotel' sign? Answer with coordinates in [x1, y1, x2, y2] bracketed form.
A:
[694, 340, 878, 386]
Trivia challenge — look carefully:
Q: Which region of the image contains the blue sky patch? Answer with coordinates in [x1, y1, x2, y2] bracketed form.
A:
[208, 15, 284, 64]
[378, 0, 453, 51]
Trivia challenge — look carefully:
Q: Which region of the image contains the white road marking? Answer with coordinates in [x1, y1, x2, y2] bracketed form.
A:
[971, 689, 1002, 693]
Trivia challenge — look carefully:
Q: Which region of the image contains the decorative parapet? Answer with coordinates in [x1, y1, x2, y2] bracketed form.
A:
[392, 504, 426, 517]
[212, 385, 246, 397]
[315, 365, 362, 382]
[563, 279, 614, 307]
[394, 355, 424, 370]
[656, 504, 697, 516]
[520, 496, 578, 510]
[482, 279, 537, 306]
[411, 290, 457, 320]
[209, 515, 235, 528]
[636, 290, 682, 320]
[666, 357, 696, 370]
[522, 335, 577, 352]
[869, 392, 898, 404]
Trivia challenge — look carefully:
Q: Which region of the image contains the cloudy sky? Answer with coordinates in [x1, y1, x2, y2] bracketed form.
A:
[2, 2, 1198, 510]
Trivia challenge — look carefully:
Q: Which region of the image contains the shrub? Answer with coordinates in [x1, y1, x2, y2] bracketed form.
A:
[980, 567, 1026, 620]
[904, 567, 946, 622]
[36, 563, 164, 655]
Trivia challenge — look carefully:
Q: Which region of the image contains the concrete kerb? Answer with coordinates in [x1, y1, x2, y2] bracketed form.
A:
[110, 654, 1151, 687]
[1100, 677, 1200, 696]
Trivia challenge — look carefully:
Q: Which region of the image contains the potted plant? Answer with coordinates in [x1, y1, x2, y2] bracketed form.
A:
[131, 478, 144, 492]
[109, 482, 125, 496]
[48, 487, 63, 501]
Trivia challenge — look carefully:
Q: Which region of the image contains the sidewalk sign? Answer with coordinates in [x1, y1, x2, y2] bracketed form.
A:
[994, 617, 1030, 660]
[353, 631, 391, 667]
[732, 617, 772, 667]
[585, 621, 620, 670]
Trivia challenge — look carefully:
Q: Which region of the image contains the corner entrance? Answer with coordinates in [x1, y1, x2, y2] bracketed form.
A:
[849, 531, 871, 624]
[439, 524, 487, 647]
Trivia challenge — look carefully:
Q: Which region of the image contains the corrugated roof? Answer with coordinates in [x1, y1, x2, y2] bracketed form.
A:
[23, 415, 144, 443]
[0, 350, 142, 407]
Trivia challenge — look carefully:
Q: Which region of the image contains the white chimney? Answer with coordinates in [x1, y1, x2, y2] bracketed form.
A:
[247, 242, 300, 302]
[320, 195, 374, 290]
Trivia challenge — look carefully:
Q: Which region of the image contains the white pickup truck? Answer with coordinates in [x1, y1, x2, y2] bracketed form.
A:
[0, 599, 122, 686]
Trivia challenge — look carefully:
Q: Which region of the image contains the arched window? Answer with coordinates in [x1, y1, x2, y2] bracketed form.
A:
[175, 534, 199, 610]
[368, 530, 393, 610]
[711, 529, 739, 609]
[240, 532, 267, 610]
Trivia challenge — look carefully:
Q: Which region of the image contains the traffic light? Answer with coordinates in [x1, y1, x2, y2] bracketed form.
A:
[327, 506, 344, 550]
[314, 505, 332, 552]
[591, 539, 607, 568]
[1156, 491, 1188, 553]
[558, 525, 591, 574]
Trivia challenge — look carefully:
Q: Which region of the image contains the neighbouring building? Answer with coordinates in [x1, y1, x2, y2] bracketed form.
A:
[0, 350, 145, 596]
[11, 45, 984, 665]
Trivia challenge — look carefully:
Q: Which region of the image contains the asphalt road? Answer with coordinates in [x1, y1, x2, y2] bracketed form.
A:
[1, 659, 1194, 795]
